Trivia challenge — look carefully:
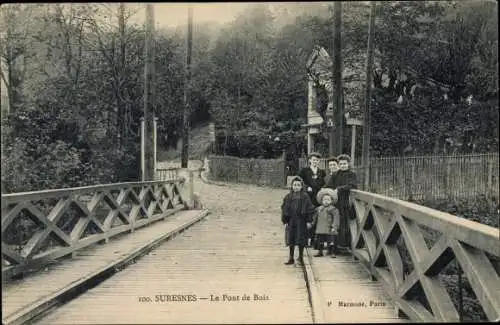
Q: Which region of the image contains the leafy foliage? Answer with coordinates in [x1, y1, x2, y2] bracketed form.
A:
[201, 1, 498, 158]
[1, 2, 498, 193]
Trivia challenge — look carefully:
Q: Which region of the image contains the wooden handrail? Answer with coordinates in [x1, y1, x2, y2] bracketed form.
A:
[349, 189, 500, 322]
[1, 180, 182, 204]
[1, 177, 190, 281]
[353, 191, 499, 256]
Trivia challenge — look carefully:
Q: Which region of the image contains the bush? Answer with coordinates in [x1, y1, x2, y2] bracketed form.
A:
[1, 107, 141, 269]
[416, 195, 499, 228]
[1, 107, 141, 193]
[2, 137, 86, 192]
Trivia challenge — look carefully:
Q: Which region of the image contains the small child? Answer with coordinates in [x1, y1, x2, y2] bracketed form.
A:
[281, 176, 316, 265]
[313, 188, 340, 258]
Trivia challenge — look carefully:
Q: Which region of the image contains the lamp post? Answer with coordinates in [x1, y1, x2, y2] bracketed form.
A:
[143, 4, 155, 181]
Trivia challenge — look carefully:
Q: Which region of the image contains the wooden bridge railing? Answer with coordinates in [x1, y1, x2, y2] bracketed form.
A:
[349, 190, 500, 322]
[1, 174, 193, 281]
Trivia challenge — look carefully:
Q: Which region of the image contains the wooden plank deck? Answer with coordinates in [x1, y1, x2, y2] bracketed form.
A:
[2, 209, 208, 325]
[30, 211, 314, 324]
[305, 249, 407, 323]
[5, 176, 408, 324]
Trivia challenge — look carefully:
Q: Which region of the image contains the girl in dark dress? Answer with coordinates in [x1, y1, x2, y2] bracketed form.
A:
[281, 176, 315, 265]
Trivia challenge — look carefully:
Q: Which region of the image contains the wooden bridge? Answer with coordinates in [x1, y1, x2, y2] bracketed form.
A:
[2, 170, 499, 324]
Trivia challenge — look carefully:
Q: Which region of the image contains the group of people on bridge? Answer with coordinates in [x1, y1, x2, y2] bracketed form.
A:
[281, 152, 357, 265]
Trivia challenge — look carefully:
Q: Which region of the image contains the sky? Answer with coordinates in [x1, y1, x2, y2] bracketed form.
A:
[127, 3, 251, 28]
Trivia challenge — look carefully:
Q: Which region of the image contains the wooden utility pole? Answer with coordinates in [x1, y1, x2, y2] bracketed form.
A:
[333, 1, 343, 156]
[181, 6, 193, 168]
[327, 108, 334, 156]
[362, 1, 376, 190]
[143, 4, 155, 180]
[118, 3, 126, 148]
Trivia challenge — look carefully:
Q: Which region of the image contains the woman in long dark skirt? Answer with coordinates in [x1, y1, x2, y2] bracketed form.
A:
[281, 176, 316, 265]
[331, 154, 357, 250]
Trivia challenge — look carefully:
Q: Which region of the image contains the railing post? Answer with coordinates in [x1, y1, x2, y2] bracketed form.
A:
[179, 168, 194, 209]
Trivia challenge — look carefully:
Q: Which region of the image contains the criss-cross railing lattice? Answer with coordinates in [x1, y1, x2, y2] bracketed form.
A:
[2, 178, 189, 280]
[349, 190, 500, 322]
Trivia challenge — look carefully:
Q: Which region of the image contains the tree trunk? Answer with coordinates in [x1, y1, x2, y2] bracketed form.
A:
[387, 70, 397, 92]
[118, 3, 126, 146]
[4, 7, 22, 113]
[373, 69, 382, 89]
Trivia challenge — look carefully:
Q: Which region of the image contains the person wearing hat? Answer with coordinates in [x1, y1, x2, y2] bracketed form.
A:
[298, 152, 326, 206]
[313, 188, 340, 258]
[298, 152, 326, 247]
[324, 156, 339, 189]
[331, 154, 358, 250]
[281, 176, 316, 265]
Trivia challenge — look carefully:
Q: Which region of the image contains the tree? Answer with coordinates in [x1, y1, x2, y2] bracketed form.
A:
[0, 4, 39, 113]
[454, 1, 498, 100]
[154, 30, 184, 148]
[84, 3, 143, 146]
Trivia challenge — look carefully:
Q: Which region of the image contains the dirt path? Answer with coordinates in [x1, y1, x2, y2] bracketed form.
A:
[195, 177, 288, 215]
